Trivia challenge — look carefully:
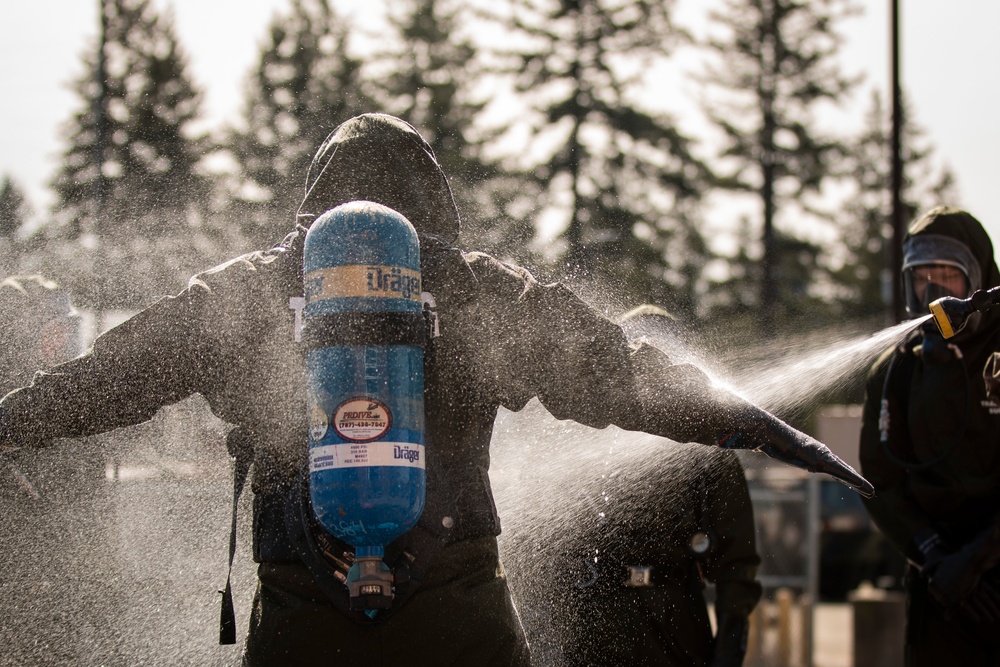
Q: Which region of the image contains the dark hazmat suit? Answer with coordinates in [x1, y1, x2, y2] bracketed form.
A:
[0, 114, 868, 666]
[556, 305, 760, 667]
[561, 445, 760, 667]
[859, 207, 1000, 666]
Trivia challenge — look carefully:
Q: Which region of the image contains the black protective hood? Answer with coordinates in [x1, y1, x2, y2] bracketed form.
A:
[904, 206, 1000, 343]
[296, 113, 461, 243]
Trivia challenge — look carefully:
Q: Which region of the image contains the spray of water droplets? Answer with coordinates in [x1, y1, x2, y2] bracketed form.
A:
[492, 312, 929, 664]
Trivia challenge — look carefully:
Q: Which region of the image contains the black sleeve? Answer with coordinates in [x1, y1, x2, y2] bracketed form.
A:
[0, 289, 205, 444]
[460, 253, 751, 445]
[859, 350, 930, 562]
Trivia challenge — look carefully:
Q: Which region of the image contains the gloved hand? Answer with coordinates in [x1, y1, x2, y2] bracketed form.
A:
[718, 406, 874, 498]
[927, 523, 1000, 620]
[984, 352, 1000, 406]
[912, 528, 949, 571]
[916, 527, 1000, 624]
[709, 612, 750, 667]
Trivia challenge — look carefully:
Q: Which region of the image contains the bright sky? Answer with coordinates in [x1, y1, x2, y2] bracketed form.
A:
[1, 0, 999, 262]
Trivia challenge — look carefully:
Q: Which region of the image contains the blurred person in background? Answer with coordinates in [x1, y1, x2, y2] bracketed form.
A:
[557, 305, 760, 667]
[560, 442, 761, 667]
[0, 274, 105, 665]
[0, 274, 81, 395]
[859, 207, 1000, 666]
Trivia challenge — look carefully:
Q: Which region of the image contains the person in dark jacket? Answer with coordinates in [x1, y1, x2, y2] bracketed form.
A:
[0, 113, 868, 667]
[859, 206, 1000, 666]
[556, 305, 760, 667]
[561, 442, 761, 667]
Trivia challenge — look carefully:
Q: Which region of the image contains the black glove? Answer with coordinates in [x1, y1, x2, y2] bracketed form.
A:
[718, 407, 874, 498]
[916, 527, 1000, 625]
[927, 524, 1000, 615]
[709, 612, 749, 667]
[913, 528, 949, 571]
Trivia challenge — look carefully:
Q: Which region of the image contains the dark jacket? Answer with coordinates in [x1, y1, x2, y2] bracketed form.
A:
[860, 208, 1000, 561]
[0, 230, 750, 531]
[0, 115, 756, 618]
[0, 120, 756, 566]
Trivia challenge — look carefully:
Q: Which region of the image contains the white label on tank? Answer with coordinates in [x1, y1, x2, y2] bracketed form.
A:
[309, 442, 425, 471]
[308, 402, 329, 442]
[333, 397, 392, 442]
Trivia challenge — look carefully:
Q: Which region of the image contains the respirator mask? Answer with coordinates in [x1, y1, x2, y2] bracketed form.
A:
[903, 234, 981, 330]
[902, 233, 982, 362]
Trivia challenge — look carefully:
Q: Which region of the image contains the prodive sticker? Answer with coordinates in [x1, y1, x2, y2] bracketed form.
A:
[333, 397, 392, 442]
[309, 442, 425, 471]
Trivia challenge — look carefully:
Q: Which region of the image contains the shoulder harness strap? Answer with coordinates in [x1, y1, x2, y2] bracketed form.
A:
[219, 428, 253, 645]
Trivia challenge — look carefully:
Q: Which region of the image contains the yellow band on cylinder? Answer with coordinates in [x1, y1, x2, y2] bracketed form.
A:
[305, 265, 422, 303]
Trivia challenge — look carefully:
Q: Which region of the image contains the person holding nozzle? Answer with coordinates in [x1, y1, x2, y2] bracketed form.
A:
[859, 206, 1000, 666]
[557, 305, 762, 667]
[0, 113, 869, 667]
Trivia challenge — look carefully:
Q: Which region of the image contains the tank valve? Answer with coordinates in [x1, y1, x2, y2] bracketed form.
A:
[348, 547, 395, 612]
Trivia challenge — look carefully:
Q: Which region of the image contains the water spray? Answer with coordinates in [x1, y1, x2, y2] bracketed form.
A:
[929, 286, 1000, 338]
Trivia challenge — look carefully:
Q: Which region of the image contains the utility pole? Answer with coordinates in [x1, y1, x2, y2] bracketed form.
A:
[93, 0, 108, 235]
[759, 0, 778, 337]
[92, 0, 109, 314]
[889, 0, 905, 323]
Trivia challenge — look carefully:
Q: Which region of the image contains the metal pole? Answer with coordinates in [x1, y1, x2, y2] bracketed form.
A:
[760, 0, 777, 337]
[889, 0, 905, 323]
[804, 474, 820, 667]
[93, 0, 108, 233]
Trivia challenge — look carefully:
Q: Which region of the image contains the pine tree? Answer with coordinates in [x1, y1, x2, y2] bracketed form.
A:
[0, 175, 31, 239]
[0, 175, 33, 277]
[35, 0, 211, 311]
[696, 212, 832, 351]
[699, 0, 860, 332]
[834, 90, 957, 323]
[51, 0, 207, 239]
[221, 0, 374, 249]
[378, 0, 483, 179]
[481, 0, 712, 311]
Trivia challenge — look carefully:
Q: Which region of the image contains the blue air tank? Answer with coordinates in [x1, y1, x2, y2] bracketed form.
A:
[302, 201, 426, 608]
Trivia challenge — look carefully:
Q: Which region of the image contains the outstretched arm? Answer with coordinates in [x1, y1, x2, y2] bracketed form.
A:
[0, 291, 203, 447]
[462, 253, 872, 496]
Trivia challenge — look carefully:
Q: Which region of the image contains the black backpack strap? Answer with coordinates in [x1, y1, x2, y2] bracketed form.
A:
[878, 333, 967, 470]
[219, 429, 253, 645]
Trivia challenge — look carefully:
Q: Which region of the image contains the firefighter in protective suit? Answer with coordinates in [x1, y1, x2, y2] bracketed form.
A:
[562, 445, 760, 667]
[0, 113, 869, 666]
[558, 305, 760, 667]
[859, 206, 1000, 666]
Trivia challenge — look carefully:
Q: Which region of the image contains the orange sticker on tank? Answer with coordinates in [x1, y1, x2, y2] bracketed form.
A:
[304, 265, 421, 302]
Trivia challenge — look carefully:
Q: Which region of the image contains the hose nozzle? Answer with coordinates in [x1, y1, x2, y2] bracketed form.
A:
[929, 286, 1000, 339]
